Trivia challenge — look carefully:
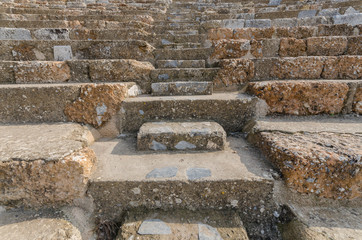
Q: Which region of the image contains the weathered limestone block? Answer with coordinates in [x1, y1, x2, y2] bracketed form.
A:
[0, 124, 96, 207]
[207, 28, 233, 40]
[64, 84, 127, 128]
[279, 38, 306, 57]
[317, 24, 355, 37]
[346, 36, 362, 55]
[353, 86, 362, 114]
[213, 59, 254, 90]
[134, 15, 154, 25]
[275, 26, 314, 39]
[253, 131, 361, 199]
[0, 218, 82, 240]
[14, 61, 71, 83]
[323, 56, 362, 79]
[89, 59, 154, 84]
[248, 81, 349, 115]
[233, 27, 275, 40]
[307, 37, 348, 56]
[210, 39, 250, 59]
[271, 57, 324, 79]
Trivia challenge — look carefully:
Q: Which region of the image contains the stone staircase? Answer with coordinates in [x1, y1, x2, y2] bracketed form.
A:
[0, 0, 361, 239]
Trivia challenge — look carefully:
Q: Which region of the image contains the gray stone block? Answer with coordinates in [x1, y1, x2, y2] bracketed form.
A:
[268, 0, 281, 6]
[198, 224, 223, 240]
[0, 28, 31, 40]
[151, 82, 213, 96]
[333, 13, 362, 26]
[298, 10, 317, 18]
[137, 122, 227, 151]
[54, 45, 73, 61]
[318, 8, 340, 17]
[33, 29, 70, 40]
[187, 168, 212, 181]
[137, 219, 171, 235]
[146, 167, 178, 179]
[245, 19, 271, 28]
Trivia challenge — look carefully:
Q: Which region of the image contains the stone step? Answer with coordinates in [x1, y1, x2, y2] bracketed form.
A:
[0, 60, 154, 91]
[207, 24, 360, 41]
[166, 29, 200, 35]
[155, 33, 207, 46]
[156, 60, 206, 68]
[150, 68, 218, 82]
[0, 40, 154, 61]
[0, 123, 97, 208]
[154, 48, 213, 60]
[0, 27, 153, 41]
[209, 36, 360, 61]
[245, 116, 362, 199]
[151, 81, 213, 96]
[0, 82, 140, 125]
[117, 209, 249, 240]
[247, 80, 362, 116]
[88, 135, 277, 239]
[137, 121, 226, 151]
[120, 92, 267, 133]
[161, 42, 202, 49]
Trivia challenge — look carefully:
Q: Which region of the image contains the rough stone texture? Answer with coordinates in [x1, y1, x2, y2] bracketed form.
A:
[233, 27, 275, 40]
[279, 38, 306, 57]
[248, 81, 349, 115]
[271, 57, 324, 79]
[0, 27, 31, 40]
[118, 209, 249, 240]
[207, 28, 233, 40]
[0, 123, 96, 207]
[251, 131, 361, 199]
[64, 84, 127, 128]
[347, 36, 362, 55]
[120, 93, 267, 133]
[137, 122, 226, 151]
[275, 26, 314, 39]
[33, 28, 70, 40]
[307, 37, 348, 56]
[317, 24, 355, 37]
[333, 13, 362, 26]
[54, 45, 73, 61]
[353, 86, 362, 114]
[210, 39, 250, 60]
[0, 218, 82, 240]
[213, 59, 254, 91]
[89, 59, 154, 90]
[0, 83, 137, 124]
[14, 61, 71, 83]
[323, 56, 362, 79]
[151, 82, 213, 96]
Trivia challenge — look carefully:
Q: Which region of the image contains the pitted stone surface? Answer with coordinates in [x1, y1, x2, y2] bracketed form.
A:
[198, 224, 223, 240]
[137, 219, 171, 235]
[151, 82, 212, 96]
[54, 45, 73, 61]
[187, 168, 212, 181]
[0, 28, 31, 40]
[137, 122, 227, 151]
[146, 167, 178, 179]
[0, 218, 82, 240]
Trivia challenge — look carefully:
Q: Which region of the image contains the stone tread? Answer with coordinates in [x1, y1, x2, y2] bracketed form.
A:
[151, 81, 213, 96]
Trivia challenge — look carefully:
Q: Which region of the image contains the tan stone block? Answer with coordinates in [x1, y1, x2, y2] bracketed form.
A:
[254, 131, 361, 199]
[337, 56, 362, 79]
[248, 81, 349, 115]
[0, 148, 96, 207]
[346, 36, 362, 55]
[279, 38, 306, 57]
[353, 86, 362, 114]
[14, 61, 71, 83]
[307, 37, 348, 56]
[317, 24, 354, 37]
[321, 57, 339, 79]
[271, 57, 324, 79]
[233, 27, 275, 40]
[207, 28, 233, 40]
[276, 26, 315, 39]
[89, 59, 154, 82]
[64, 84, 127, 128]
[250, 39, 263, 58]
[210, 39, 250, 59]
[213, 59, 254, 90]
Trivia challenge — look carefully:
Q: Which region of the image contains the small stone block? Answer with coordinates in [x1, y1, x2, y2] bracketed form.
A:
[137, 219, 171, 235]
[199, 223, 223, 240]
[0, 28, 32, 40]
[298, 10, 317, 18]
[137, 122, 227, 151]
[54, 45, 73, 61]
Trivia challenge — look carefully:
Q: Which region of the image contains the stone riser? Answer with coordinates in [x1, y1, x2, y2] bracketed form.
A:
[209, 36, 361, 61]
[120, 92, 267, 133]
[0, 82, 139, 124]
[0, 40, 155, 61]
[150, 68, 219, 82]
[156, 59, 206, 68]
[151, 81, 213, 96]
[154, 48, 213, 60]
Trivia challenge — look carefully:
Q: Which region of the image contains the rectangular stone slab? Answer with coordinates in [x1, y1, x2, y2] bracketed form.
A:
[151, 81, 213, 96]
[137, 121, 226, 151]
